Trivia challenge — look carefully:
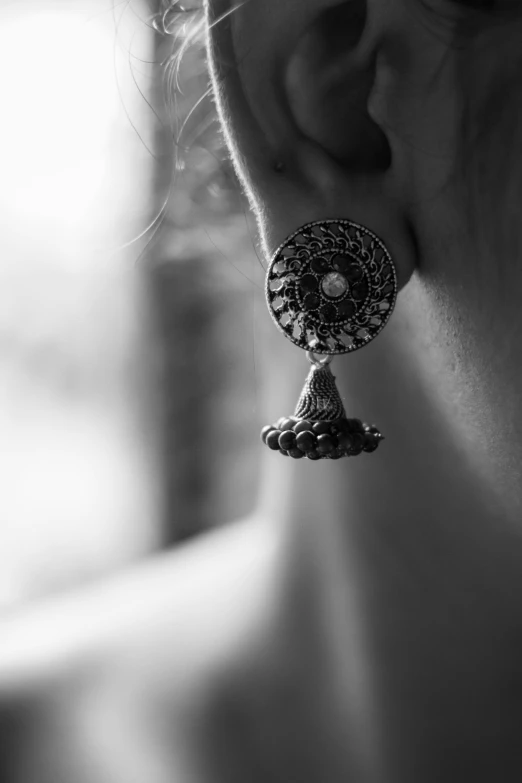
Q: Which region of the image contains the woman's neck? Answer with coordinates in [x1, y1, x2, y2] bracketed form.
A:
[255, 277, 522, 782]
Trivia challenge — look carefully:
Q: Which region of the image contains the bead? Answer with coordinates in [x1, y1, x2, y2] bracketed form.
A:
[347, 418, 364, 433]
[329, 449, 342, 459]
[363, 432, 379, 452]
[352, 282, 369, 301]
[320, 303, 337, 321]
[331, 255, 350, 274]
[303, 293, 320, 310]
[261, 425, 274, 444]
[338, 300, 356, 319]
[279, 449, 289, 456]
[296, 431, 316, 453]
[300, 274, 319, 293]
[266, 430, 282, 450]
[317, 434, 334, 454]
[321, 272, 348, 299]
[346, 263, 363, 283]
[278, 430, 297, 450]
[313, 421, 331, 435]
[330, 418, 349, 434]
[369, 425, 380, 436]
[288, 448, 305, 459]
[279, 417, 295, 432]
[337, 432, 353, 451]
[350, 432, 365, 454]
[294, 419, 313, 433]
[311, 257, 330, 274]
[307, 450, 321, 460]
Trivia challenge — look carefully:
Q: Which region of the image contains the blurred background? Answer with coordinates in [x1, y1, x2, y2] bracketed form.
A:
[0, 0, 263, 613]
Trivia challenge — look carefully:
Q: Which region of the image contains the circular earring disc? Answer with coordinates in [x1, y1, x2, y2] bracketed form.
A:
[265, 219, 398, 355]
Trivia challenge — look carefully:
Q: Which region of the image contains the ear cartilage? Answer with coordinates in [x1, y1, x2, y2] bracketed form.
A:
[262, 219, 396, 460]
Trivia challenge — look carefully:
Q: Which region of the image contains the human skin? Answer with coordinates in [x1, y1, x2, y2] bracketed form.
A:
[2, 2, 522, 782]
[205, 0, 522, 780]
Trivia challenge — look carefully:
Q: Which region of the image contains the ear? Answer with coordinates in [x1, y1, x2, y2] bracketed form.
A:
[205, 0, 416, 289]
[284, 1, 390, 173]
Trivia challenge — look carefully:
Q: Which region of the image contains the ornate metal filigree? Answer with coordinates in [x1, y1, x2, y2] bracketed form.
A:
[294, 366, 345, 421]
[266, 219, 398, 355]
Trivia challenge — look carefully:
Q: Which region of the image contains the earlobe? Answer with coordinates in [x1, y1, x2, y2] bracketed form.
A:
[283, 2, 391, 173]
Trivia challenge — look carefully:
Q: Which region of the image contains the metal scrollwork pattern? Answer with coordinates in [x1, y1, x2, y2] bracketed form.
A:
[266, 219, 398, 355]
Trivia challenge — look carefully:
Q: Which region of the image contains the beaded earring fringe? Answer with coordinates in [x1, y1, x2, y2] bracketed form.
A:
[261, 363, 383, 460]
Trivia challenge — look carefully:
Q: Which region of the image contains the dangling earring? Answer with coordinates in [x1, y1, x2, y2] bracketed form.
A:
[261, 219, 397, 460]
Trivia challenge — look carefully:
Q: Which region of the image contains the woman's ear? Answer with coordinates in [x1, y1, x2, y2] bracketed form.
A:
[206, 0, 417, 288]
[284, 1, 391, 173]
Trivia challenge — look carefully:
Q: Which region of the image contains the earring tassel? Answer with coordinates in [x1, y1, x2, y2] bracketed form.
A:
[261, 365, 384, 460]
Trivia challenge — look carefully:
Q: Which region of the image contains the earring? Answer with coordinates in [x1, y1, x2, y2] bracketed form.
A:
[261, 219, 397, 460]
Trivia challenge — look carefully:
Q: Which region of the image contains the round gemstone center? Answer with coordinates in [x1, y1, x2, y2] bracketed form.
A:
[321, 271, 348, 299]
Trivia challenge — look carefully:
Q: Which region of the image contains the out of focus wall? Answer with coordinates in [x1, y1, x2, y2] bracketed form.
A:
[151, 220, 262, 543]
[0, 0, 265, 608]
[149, 26, 263, 543]
[0, 0, 163, 609]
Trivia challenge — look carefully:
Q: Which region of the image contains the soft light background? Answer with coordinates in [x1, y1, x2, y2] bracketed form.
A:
[0, 0, 163, 609]
[0, 0, 263, 612]
[0, 5, 263, 779]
